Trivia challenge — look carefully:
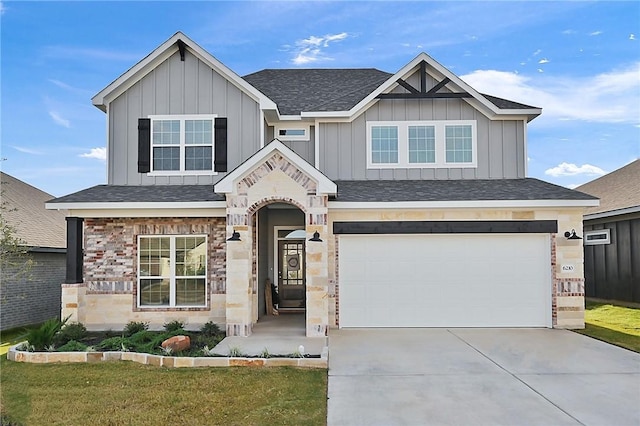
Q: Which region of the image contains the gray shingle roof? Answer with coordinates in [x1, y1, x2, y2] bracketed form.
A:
[48, 179, 595, 205]
[1, 172, 67, 249]
[332, 179, 596, 202]
[243, 69, 539, 116]
[243, 69, 391, 115]
[576, 159, 640, 215]
[48, 185, 224, 204]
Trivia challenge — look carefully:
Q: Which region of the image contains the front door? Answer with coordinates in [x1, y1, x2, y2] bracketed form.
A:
[278, 239, 306, 309]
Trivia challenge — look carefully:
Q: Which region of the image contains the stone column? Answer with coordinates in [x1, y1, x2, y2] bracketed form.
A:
[305, 195, 329, 337]
[61, 283, 86, 323]
[225, 218, 254, 336]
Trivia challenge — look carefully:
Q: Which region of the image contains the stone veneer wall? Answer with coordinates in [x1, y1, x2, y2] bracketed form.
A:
[63, 217, 227, 331]
[328, 208, 586, 329]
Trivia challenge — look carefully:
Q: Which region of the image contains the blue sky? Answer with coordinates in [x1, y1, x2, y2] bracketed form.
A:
[1, 1, 638, 197]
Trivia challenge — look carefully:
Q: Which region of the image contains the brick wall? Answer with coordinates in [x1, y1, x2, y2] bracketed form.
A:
[1, 251, 65, 331]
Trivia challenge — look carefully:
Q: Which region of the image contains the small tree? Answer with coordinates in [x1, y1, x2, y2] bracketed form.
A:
[0, 192, 34, 282]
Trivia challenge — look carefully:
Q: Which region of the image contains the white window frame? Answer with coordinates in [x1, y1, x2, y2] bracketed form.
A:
[137, 234, 208, 308]
[366, 120, 477, 169]
[584, 229, 611, 245]
[148, 114, 217, 176]
[275, 124, 310, 141]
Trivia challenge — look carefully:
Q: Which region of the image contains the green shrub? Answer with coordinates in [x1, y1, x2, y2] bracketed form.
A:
[163, 320, 185, 333]
[57, 340, 88, 352]
[54, 322, 87, 346]
[123, 321, 148, 337]
[25, 316, 69, 351]
[96, 336, 130, 351]
[200, 321, 222, 337]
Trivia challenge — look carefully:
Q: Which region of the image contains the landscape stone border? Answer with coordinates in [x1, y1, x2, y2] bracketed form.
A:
[7, 343, 328, 369]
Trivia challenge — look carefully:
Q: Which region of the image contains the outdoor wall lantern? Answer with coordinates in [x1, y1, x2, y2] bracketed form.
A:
[227, 229, 241, 241]
[564, 229, 582, 240]
[309, 231, 323, 242]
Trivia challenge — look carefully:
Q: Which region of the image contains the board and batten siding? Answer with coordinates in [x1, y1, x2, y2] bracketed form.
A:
[265, 126, 316, 166]
[108, 49, 261, 185]
[318, 67, 526, 180]
[584, 215, 640, 303]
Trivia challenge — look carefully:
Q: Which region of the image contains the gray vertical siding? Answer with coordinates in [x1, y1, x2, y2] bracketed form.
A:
[108, 50, 261, 185]
[584, 215, 640, 303]
[318, 68, 526, 180]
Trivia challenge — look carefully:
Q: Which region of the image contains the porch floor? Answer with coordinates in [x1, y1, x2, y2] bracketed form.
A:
[211, 314, 328, 357]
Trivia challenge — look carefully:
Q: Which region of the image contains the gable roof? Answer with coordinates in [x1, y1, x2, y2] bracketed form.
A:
[576, 159, 640, 218]
[1, 172, 67, 249]
[214, 139, 337, 194]
[91, 32, 276, 112]
[243, 69, 392, 116]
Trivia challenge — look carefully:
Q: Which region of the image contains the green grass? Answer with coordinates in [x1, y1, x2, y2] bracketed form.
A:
[0, 358, 327, 425]
[0, 326, 37, 356]
[575, 300, 640, 353]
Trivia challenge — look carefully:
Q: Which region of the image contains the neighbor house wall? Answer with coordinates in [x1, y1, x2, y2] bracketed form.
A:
[62, 217, 227, 331]
[584, 214, 640, 303]
[1, 251, 65, 331]
[326, 207, 585, 329]
[108, 49, 262, 186]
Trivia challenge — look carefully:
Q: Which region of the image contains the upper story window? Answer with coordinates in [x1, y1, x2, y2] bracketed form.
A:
[275, 124, 310, 141]
[150, 115, 216, 174]
[367, 120, 477, 169]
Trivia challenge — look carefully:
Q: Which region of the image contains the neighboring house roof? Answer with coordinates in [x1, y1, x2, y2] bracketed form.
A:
[1, 172, 67, 249]
[576, 159, 640, 218]
[48, 179, 595, 207]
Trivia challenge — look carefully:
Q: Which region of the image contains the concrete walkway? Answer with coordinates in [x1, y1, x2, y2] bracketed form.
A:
[328, 328, 640, 426]
[212, 314, 327, 357]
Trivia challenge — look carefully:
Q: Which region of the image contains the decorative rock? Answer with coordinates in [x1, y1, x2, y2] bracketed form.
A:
[161, 335, 191, 352]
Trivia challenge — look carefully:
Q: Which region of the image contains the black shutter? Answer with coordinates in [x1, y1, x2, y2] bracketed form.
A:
[138, 118, 151, 173]
[214, 117, 227, 172]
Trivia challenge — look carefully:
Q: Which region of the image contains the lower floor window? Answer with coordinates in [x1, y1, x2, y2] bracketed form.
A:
[138, 235, 207, 307]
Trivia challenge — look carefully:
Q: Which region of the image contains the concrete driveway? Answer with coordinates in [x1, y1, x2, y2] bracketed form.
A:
[327, 328, 640, 426]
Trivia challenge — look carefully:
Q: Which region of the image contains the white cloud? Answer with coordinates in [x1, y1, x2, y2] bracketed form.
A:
[291, 32, 349, 65]
[544, 162, 607, 177]
[0, 1, 5, 15]
[538, 58, 550, 64]
[49, 111, 70, 128]
[460, 62, 640, 124]
[589, 30, 603, 36]
[11, 146, 44, 155]
[630, 34, 636, 41]
[562, 29, 577, 35]
[80, 147, 107, 161]
[537, 68, 544, 73]
[532, 49, 542, 56]
[566, 184, 580, 189]
[48, 79, 90, 94]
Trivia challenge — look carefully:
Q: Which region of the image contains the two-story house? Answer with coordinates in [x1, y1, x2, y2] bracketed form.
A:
[47, 32, 598, 337]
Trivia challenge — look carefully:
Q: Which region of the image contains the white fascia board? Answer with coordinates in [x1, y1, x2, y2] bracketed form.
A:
[584, 205, 640, 221]
[214, 139, 337, 195]
[46, 201, 227, 211]
[92, 32, 277, 111]
[328, 199, 600, 210]
[66, 208, 226, 218]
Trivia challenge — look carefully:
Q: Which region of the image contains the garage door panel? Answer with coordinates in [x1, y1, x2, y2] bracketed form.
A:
[339, 234, 550, 328]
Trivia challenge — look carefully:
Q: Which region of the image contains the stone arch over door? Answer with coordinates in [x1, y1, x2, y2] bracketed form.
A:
[218, 143, 334, 337]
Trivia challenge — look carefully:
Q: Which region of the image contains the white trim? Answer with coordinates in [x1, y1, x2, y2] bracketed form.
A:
[366, 120, 478, 169]
[65, 208, 225, 218]
[314, 121, 320, 169]
[92, 32, 277, 112]
[523, 120, 529, 177]
[584, 229, 611, 245]
[46, 201, 226, 211]
[260, 110, 265, 149]
[274, 124, 310, 141]
[328, 199, 600, 210]
[214, 139, 337, 194]
[105, 103, 110, 184]
[584, 205, 640, 220]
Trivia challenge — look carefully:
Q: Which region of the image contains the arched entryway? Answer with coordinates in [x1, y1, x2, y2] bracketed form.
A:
[214, 141, 335, 337]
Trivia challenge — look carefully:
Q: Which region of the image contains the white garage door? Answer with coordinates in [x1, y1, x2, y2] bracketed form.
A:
[339, 234, 551, 328]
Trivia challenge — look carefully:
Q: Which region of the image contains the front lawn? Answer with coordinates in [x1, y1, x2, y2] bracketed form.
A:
[575, 300, 640, 353]
[0, 358, 327, 425]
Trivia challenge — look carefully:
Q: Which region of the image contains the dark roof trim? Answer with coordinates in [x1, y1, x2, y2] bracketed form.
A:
[334, 220, 558, 235]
